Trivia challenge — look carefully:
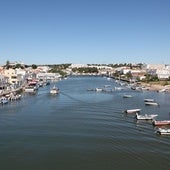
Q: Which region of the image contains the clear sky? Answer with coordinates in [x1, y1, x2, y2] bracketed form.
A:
[0, 0, 170, 65]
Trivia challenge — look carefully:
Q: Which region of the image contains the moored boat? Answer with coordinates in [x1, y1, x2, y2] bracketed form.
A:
[123, 94, 133, 98]
[144, 98, 155, 102]
[124, 109, 141, 114]
[145, 102, 159, 106]
[95, 88, 103, 92]
[24, 86, 36, 93]
[156, 128, 170, 135]
[135, 113, 158, 120]
[152, 120, 170, 126]
[0, 97, 9, 104]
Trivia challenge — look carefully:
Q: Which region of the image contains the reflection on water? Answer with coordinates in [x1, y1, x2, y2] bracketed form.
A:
[0, 76, 170, 170]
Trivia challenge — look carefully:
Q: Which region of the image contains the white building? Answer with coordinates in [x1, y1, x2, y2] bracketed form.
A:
[36, 73, 61, 80]
[70, 64, 88, 68]
[37, 66, 50, 73]
[146, 64, 165, 70]
[157, 69, 170, 79]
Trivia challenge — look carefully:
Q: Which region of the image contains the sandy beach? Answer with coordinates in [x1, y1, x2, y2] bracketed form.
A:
[141, 82, 170, 92]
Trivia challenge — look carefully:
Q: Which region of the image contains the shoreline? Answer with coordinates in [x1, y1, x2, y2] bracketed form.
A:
[140, 82, 170, 92]
[0, 87, 23, 97]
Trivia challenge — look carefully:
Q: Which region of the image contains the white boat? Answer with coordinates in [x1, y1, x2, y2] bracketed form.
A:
[144, 99, 155, 102]
[24, 86, 36, 93]
[7, 93, 22, 101]
[115, 87, 124, 91]
[135, 113, 158, 120]
[156, 128, 170, 135]
[50, 86, 59, 94]
[124, 109, 141, 114]
[0, 97, 9, 104]
[159, 89, 168, 93]
[95, 88, 103, 92]
[123, 94, 133, 98]
[145, 102, 159, 106]
[104, 85, 111, 88]
[152, 120, 170, 126]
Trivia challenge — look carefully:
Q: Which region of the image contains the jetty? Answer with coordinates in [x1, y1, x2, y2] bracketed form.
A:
[0, 86, 23, 97]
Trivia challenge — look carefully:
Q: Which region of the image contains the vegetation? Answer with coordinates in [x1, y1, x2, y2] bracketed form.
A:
[31, 64, 37, 69]
[4, 60, 25, 69]
[72, 67, 98, 73]
[125, 72, 133, 80]
[108, 63, 144, 69]
[48, 64, 71, 77]
[142, 74, 159, 83]
[48, 64, 71, 70]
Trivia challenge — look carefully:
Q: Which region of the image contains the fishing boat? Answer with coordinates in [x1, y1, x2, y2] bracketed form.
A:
[152, 120, 170, 126]
[156, 128, 170, 135]
[144, 99, 155, 102]
[95, 88, 103, 92]
[124, 109, 141, 114]
[145, 102, 159, 106]
[135, 113, 158, 120]
[123, 94, 133, 98]
[50, 85, 59, 94]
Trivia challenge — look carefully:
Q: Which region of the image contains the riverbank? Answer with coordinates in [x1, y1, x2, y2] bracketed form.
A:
[141, 82, 170, 92]
[113, 76, 170, 92]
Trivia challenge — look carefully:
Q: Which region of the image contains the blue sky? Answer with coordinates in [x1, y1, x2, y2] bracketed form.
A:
[0, 0, 170, 65]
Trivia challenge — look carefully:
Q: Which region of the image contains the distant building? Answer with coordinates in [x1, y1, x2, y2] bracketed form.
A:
[36, 73, 61, 80]
[146, 64, 165, 70]
[37, 66, 50, 73]
[70, 64, 88, 68]
[157, 69, 170, 79]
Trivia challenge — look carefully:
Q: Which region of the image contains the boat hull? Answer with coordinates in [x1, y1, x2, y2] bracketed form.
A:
[123, 95, 132, 98]
[145, 102, 159, 106]
[156, 128, 170, 135]
[125, 109, 141, 114]
[136, 113, 158, 120]
[153, 120, 170, 126]
[144, 99, 154, 102]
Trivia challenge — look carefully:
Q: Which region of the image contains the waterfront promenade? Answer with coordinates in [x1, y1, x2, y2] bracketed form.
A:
[0, 86, 23, 97]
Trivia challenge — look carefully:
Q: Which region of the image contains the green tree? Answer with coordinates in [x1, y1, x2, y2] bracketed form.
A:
[126, 71, 132, 80]
[32, 64, 37, 69]
[5, 60, 10, 69]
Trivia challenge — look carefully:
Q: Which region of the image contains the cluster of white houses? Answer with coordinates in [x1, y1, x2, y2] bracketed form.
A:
[0, 62, 61, 94]
[69, 63, 170, 80]
[1, 62, 170, 93]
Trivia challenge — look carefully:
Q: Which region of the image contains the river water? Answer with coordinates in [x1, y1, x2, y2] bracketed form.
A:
[0, 76, 170, 170]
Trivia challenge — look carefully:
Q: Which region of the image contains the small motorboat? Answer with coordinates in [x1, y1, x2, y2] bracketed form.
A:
[95, 88, 103, 92]
[124, 109, 141, 114]
[152, 120, 170, 126]
[50, 85, 59, 94]
[135, 113, 158, 120]
[156, 128, 170, 135]
[144, 99, 155, 102]
[145, 102, 159, 106]
[123, 94, 133, 98]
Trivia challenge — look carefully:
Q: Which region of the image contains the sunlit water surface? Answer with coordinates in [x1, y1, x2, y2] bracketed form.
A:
[0, 76, 170, 170]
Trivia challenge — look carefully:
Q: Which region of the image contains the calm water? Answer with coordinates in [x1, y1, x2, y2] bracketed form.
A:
[0, 76, 170, 170]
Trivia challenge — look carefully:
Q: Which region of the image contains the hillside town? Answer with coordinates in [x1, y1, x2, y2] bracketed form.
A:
[1, 61, 170, 97]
